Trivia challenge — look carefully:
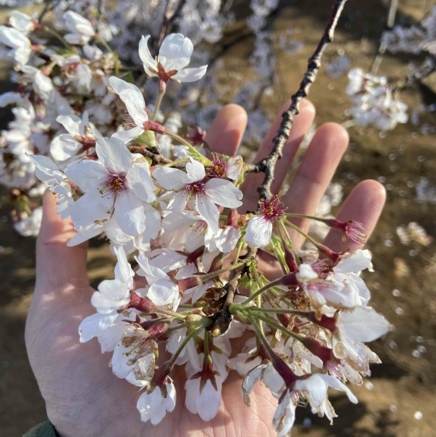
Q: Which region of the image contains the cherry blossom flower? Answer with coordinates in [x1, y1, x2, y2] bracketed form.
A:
[0, 25, 31, 67]
[136, 253, 180, 310]
[65, 135, 157, 236]
[208, 154, 243, 180]
[91, 246, 134, 314]
[28, 154, 74, 220]
[51, 111, 102, 162]
[153, 158, 243, 233]
[185, 376, 223, 421]
[13, 206, 42, 237]
[136, 378, 177, 425]
[108, 76, 164, 142]
[139, 33, 207, 83]
[245, 196, 285, 248]
[63, 11, 95, 45]
[8, 11, 36, 35]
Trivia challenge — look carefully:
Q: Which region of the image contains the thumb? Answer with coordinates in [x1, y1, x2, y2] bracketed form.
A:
[35, 190, 89, 293]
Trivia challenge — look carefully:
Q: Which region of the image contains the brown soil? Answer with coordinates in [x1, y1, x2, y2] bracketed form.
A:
[1, 1, 436, 436]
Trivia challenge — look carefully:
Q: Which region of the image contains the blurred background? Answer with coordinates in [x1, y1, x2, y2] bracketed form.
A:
[1, 0, 436, 436]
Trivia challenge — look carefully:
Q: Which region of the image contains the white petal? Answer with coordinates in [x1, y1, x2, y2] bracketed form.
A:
[196, 196, 220, 234]
[153, 166, 191, 190]
[338, 306, 390, 342]
[167, 191, 189, 211]
[172, 65, 208, 82]
[114, 191, 147, 236]
[113, 246, 134, 288]
[111, 126, 144, 143]
[317, 374, 358, 404]
[64, 160, 108, 192]
[51, 134, 82, 161]
[215, 226, 241, 253]
[295, 374, 328, 408]
[146, 279, 180, 309]
[142, 203, 162, 243]
[109, 76, 148, 127]
[92, 279, 130, 313]
[126, 166, 156, 203]
[205, 179, 243, 208]
[56, 114, 81, 137]
[185, 158, 205, 182]
[28, 154, 63, 187]
[245, 215, 272, 248]
[195, 379, 222, 421]
[138, 35, 158, 74]
[96, 137, 132, 173]
[67, 221, 103, 247]
[70, 191, 113, 226]
[334, 249, 372, 274]
[136, 253, 168, 283]
[159, 33, 193, 71]
[78, 312, 118, 343]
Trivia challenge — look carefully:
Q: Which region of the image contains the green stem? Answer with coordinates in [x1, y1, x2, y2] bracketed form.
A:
[245, 306, 306, 316]
[167, 327, 202, 367]
[278, 221, 300, 266]
[201, 259, 251, 283]
[284, 219, 320, 248]
[254, 313, 304, 343]
[95, 34, 120, 75]
[241, 277, 282, 306]
[154, 308, 186, 320]
[152, 88, 166, 121]
[246, 313, 279, 360]
[44, 26, 72, 51]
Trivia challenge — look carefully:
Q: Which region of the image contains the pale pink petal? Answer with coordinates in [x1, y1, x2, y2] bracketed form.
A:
[205, 178, 242, 208]
[64, 160, 108, 192]
[172, 65, 207, 83]
[196, 195, 220, 233]
[186, 158, 205, 182]
[245, 215, 272, 248]
[126, 166, 156, 203]
[70, 191, 113, 226]
[96, 136, 132, 173]
[338, 306, 390, 342]
[114, 191, 146, 236]
[159, 33, 193, 71]
[153, 167, 191, 190]
[138, 35, 158, 75]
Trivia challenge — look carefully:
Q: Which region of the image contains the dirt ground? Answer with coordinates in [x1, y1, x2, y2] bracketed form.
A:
[1, 0, 436, 436]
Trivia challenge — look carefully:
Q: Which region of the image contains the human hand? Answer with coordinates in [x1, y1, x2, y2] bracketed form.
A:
[25, 100, 385, 437]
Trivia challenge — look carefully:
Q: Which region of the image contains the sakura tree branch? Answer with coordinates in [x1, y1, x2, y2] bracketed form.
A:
[399, 56, 436, 89]
[371, 0, 398, 75]
[246, 0, 348, 202]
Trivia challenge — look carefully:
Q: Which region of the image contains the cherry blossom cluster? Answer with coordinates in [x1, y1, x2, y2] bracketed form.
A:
[382, 7, 436, 56]
[26, 30, 389, 436]
[0, 2, 392, 434]
[0, 5, 130, 235]
[346, 68, 408, 131]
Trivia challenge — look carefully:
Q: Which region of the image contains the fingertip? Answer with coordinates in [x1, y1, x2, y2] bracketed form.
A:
[206, 104, 247, 155]
[299, 98, 316, 119]
[315, 122, 349, 150]
[42, 189, 59, 222]
[352, 179, 386, 213]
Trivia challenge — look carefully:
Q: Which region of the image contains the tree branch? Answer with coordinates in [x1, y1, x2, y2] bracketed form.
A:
[371, 0, 398, 75]
[246, 0, 348, 202]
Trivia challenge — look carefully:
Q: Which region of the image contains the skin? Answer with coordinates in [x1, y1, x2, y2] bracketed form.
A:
[25, 100, 386, 437]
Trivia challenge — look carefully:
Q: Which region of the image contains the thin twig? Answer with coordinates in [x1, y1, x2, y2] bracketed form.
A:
[246, 0, 348, 202]
[399, 56, 436, 89]
[158, 0, 188, 48]
[371, 0, 398, 75]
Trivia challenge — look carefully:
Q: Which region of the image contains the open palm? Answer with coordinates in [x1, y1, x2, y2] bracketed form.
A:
[25, 100, 385, 437]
